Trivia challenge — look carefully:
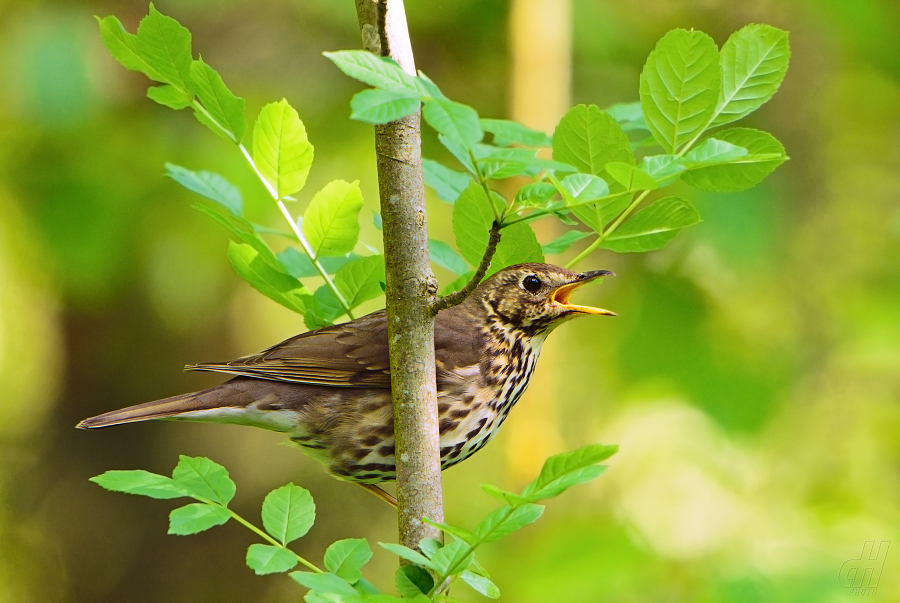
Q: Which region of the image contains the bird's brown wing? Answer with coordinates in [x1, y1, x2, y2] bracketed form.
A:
[187, 310, 392, 388]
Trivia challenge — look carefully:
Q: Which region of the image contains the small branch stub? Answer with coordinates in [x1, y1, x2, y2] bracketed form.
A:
[431, 221, 502, 315]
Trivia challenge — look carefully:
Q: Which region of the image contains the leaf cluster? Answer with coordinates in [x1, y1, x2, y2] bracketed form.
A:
[99, 6, 384, 329]
[327, 24, 790, 277]
[90, 444, 616, 601]
[100, 8, 790, 323]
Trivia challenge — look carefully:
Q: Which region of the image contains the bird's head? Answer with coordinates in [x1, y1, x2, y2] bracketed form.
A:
[473, 263, 616, 336]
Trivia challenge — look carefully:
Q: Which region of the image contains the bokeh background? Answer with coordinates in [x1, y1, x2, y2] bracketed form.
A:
[1, 0, 899, 601]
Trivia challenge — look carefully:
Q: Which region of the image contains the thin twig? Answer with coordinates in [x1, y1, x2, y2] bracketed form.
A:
[237, 144, 355, 318]
[430, 221, 502, 314]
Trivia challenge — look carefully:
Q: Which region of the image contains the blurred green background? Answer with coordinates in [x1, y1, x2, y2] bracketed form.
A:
[1, 0, 899, 601]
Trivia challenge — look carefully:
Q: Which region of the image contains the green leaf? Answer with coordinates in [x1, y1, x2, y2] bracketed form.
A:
[303, 180, 364, 258]
[560, 173, 610, 201]
[335, 255, 385, 308]
[682, 138, 748, 165]
[514, 182, 557, 205]
[422, 518, 477, 544]
[378, 543, 436, 570]
[423, 159, 470, 203]
[602, 196, 701, 253]
[429, 240, 468, 275]
[253, 99, 315, 198]
[480, 119, 552, 147]
[460, 570, 500, 599]
[168, 503, 231, 535]
[640, 154, 686, 185]
[521, 444, 618, 501]
[147, 84, 192, 109]
[681, 128, 787, 192]
[323, 51, 423, 95]
[416, 71, 446, 99]
[452, 181, 494, 267]
[135, 4, 193, 92]
[604, 162, 660, 191]
[484, 147, 577, 175]
[395, 566, 432, 599]
[350, 89, 420, 124]
[227, 242, 310, 314]
[418, 538, 442, 559]
[478, 149, 535, 181]
[277, 248, 358, 279]
[640, 29, 720, 152]
[713, 24, 790, 126]
[166, 163, 242, 216]
[422, 97, 483, 148]
[439, 134, 476, 173]
[192, 107, 233, 142]
[246, 544, 298, 575]
[261, 483, 315, 545]
[474, 504, 545, 542]
[552, 105, 633, 175]
[480, 483, 528, 506]
[90, 470, 184, 499]
[606, 101, 648, 132]
[171, 456, 236, 505]
[542, 230, 592, 255]
[487, 223, 544, 276]
[96, 15, 165, 82]
[477, 148, 576, 181]
[307, 285, 346, 327]
[429, 540, 473, 575]
[572, 195, 631, 234]
[355, 577, 380, 595]
[190, 58, 247, 141]
[290, 571, 359, 596]
[324, 538, 373, 583]
[194, 204, 283, 270]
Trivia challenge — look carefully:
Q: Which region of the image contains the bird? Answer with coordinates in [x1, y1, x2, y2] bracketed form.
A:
[78, 263, 615, 504]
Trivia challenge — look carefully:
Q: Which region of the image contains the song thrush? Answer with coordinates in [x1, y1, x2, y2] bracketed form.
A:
[78, 263, 614, 489]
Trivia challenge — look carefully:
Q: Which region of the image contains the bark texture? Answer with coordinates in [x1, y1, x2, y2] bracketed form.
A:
[354, 0, 444, 548]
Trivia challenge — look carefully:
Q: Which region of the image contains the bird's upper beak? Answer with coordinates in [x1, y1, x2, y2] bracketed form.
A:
[552, 270, 617, 316]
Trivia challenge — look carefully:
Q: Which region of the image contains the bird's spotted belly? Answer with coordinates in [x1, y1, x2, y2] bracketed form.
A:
[305, 346, 541, 484]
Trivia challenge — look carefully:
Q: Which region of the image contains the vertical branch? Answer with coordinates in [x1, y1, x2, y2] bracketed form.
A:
[354, 0, 444, 548]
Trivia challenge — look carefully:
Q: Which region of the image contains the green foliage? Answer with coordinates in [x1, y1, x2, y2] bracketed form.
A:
[98, 8, 790, 322]
[323, 23, 788, 273]
[302, 180, 365, 258]
[640, 29, 720, 153]
[165, 163, 242, 216]
[601, 197, 701, 253]
[261, 484, 316, 545]
[226, 242, 310, 314]
[169, 503, 231, 535]
[713, 24, 790, 126]
[552, 104, 633, 174]
[90, 444, 614, 600]
[252, 99, 314, 198]
[247, 544, 299, 575]
[92, 8, 791, 602]
[324, 539, 373, 583]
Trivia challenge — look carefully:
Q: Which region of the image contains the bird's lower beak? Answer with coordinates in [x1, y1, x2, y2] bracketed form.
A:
[552, 270, 617, 316]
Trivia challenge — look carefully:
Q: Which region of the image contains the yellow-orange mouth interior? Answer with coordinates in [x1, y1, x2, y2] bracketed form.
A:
[552, 281, 616, 316]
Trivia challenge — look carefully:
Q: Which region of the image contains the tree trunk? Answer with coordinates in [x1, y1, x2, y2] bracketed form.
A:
[353, 0, 444, 549]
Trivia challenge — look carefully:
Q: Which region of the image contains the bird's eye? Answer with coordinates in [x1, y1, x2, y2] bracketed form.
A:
[522, 275, 542, 292]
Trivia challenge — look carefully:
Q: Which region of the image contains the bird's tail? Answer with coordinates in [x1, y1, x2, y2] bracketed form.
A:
[77, 378, 301, 434]
[76, 387, 220, 429]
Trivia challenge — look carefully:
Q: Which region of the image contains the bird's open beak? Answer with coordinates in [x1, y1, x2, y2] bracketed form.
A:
[552, 270, 617, 316]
